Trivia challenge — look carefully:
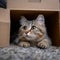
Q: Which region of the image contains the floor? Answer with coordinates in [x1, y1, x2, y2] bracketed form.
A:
[0, 46, 60, 60]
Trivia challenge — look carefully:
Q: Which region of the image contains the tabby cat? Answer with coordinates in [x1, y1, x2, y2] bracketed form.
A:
[13, 15, 51, 48]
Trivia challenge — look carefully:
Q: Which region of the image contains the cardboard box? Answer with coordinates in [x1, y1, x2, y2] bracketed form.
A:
[0, 0, 60, 47]
[10, 10, 60, 46]
[0, 9, 10, 47]
[0, 9, 60, 47]
[7, 0, 59, 11]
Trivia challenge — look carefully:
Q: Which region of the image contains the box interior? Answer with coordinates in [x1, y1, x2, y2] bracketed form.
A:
[10, 10, 59, 46]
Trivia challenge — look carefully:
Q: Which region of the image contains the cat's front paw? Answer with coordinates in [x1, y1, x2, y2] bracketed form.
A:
[37, 39, 49, 49]
[19, 41, 30, 47]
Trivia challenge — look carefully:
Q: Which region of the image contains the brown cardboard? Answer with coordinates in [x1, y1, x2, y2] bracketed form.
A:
[0, 9, 10, 23]
[0, 9, 10, 47]
[7, 0, 59, 11]
[0, 0, 60, 47]
[0, 22, 10, 47]
[59, 0, 60, 11]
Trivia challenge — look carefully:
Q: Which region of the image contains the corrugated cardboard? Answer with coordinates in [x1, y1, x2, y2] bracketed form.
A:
[0, 22, 10, 47]
[0, 9, 10, 47]
[0, 0, 60, 47]
[7, 0, 59, 11]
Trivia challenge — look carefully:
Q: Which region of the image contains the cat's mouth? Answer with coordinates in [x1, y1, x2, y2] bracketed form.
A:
[24, 32, 44, 41]
[23, 32, 37, 40]
[26, 34, 36, 39]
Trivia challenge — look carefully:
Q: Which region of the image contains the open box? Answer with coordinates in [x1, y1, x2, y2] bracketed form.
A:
[0, 9, 59, 47]
[10, 10, 60, 46]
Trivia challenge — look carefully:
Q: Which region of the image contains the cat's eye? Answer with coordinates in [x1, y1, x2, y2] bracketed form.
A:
[23, 26, 27, 30]
[31, 26, 36, 29]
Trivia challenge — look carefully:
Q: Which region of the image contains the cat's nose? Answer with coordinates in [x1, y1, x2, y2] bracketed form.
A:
[25, 30, 31, 34]
[25, 32, 28, 34]
[25, 31, 30, 34]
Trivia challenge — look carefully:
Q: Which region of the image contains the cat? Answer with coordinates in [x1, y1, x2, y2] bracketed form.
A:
[13, 15, 51, 48]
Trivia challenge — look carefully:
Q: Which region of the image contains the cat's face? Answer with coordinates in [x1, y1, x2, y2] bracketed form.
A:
[19, 15, 46, 41]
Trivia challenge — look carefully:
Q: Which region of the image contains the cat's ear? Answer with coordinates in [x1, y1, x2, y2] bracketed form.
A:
[19, 16, 27, 25]
[36, 15, 45, 23]
[21, 16, 27, 21]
